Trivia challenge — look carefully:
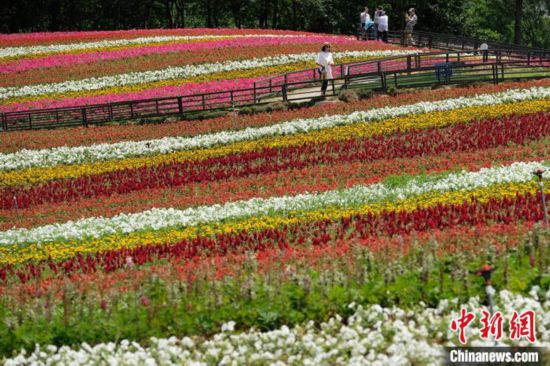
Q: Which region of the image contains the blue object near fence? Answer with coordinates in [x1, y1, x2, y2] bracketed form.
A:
[435, 62, 453, 82]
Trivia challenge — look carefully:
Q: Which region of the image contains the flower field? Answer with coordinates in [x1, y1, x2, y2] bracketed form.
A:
[0, 28, 419, 113]
[0, 29, 549, 365]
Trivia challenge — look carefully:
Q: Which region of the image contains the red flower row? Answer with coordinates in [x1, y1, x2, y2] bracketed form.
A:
[2, 189, 546, 285]
[3, 139, 545, 230]
[3, 111, 549, 210]
[1, 222, 529, 301]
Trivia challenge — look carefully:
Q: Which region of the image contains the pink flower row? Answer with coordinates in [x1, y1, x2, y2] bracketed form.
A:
[0, 76, 264, 112]
[0, 28, 321, 47]
[1, 36, 369, 74]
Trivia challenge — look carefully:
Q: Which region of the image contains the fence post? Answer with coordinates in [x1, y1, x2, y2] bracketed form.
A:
[380, 72, 387, 91]
[282, 85, 288, 102]
[177, 96, 184, 115]
[202, 95, 206, 110]
[377, 61, 382, 73]
[253, 83, 257, 104]
[130, 103, 134, 119]
[269, 79, 272, 94]
[1, 113, 7, 131]
[331, 79, 336, 96]
[284, 74, 288, 85]
[492, 64, 498, 84]
[406, 55, 411, 72]
[108, 103, 114, 121]
[82, 108, 88, 127]
[527, 52, 531, 66]
[340, 64, 344, 78]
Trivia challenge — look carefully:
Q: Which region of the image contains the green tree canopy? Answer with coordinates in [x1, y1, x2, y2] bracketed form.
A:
[1, 0, 548, 48]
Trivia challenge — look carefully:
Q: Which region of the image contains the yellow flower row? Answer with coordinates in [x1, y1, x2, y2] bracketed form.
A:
[2, 99, 548, 188]
[2, 55, 377, 105]
[1, 179, 545, 265]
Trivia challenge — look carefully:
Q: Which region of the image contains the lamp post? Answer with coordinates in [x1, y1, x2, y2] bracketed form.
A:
[476, 264, 498, 346]
[476, 264, 495, 316]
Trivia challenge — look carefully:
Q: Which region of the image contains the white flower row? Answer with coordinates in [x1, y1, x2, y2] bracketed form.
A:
[0, 49, 418, 100]
[1, 160, 547, 246]
[0, 34, 310, 59]
[1, 86, 548, 172]
[4, 289, 549, 366]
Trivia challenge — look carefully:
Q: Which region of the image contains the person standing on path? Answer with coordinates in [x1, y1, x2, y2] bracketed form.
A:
[360, 6, 371, 39]
[316, 42, 334, 96]
[404, 8, 417, 46]
[373, 6, 382, 40]
[377, 10, 389, 43]
[360, 6, 370, 30]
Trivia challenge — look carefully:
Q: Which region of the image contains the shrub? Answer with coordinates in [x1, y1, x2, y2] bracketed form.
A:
[456, 82, 486, 89]
[183, 110, 228, 121]
[288, 101, 311, 110]
[338, 90, 359, 103]
[356, 88, 374, 100]
[308, 96, 326, 105]
[238, 107, 255, 115]
[265, 102, 289, 112]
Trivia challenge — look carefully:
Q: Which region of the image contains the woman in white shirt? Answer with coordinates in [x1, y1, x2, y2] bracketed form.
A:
[376, 10, 389, 43]
[360, 7, 370, 40]
[360, 7, 370, 29]
[316, 42, 334, 96]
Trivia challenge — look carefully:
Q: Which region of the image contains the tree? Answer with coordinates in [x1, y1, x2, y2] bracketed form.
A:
[0, 0, 547, 50]
[515, 0, 523, 44]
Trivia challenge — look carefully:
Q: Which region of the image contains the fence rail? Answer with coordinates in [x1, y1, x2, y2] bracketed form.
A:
[1, 34, 549, 131]
[355, 28, 548, 54]
[277, 60, 550, 104]
[254, 30, 549, 98]
[386, 30, 548, 54]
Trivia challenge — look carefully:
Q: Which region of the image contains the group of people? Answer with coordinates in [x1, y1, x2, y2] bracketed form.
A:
[314, 6, 418, 97]
[360, 6, 417, 45]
